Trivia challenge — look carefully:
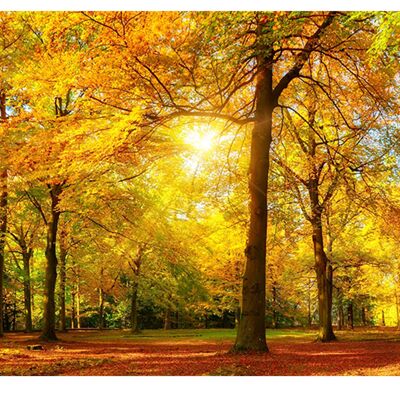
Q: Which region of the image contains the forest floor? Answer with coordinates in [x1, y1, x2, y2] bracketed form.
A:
[1, 327, 400, 376]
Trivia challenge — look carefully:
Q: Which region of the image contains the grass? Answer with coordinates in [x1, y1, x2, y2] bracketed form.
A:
[72, 327, 318, 342]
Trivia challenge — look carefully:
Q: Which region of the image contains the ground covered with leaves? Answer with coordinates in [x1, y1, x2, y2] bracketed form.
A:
[1, 327, 400, 376]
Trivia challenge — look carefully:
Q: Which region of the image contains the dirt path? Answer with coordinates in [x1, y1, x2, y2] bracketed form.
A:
[1, 330, 400, 376]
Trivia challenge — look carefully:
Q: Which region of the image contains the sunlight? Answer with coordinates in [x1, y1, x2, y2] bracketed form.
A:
[183, 125, 216, 152]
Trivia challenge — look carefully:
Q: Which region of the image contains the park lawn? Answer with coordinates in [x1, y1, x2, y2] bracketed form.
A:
[0, 327, 400, 376]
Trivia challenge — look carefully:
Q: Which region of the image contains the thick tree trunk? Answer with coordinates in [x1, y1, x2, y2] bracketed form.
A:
[58, 231, 67, 332]
[0, 92, 7, 337]
[40, 184, 62, 341]
[22, 248, 33, 332]
[233, 33, 272, 353]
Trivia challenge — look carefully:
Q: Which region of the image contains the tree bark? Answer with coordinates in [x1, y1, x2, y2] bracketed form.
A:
[0, 91, 7, 337]
[361, 307, 366, 326]
[233, 27, 272, 353]
[130, 281, 139, 333]
[129, 246, 143, 334]
[347, 303, 354, 329]
[99, 288, 105, 329]
[311, 211, 336, 341]
[164, 309, 171, 330]
[71, 287, 76, 329]
[22, 247, 33, 332]
[58, 229, 67, 332]
[272, 283, 278, 329]
[76, 276, 81, 329]
[40, 184, 62, 341]
[396, 288, 400, 330]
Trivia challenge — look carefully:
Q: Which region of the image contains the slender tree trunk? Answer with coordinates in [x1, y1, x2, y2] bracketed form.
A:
[130, 281, 139, 333]
[361, 307, 366, 326]
[347, 303, 354, 329]
[233, 29, 273, 353]
[272, 283, 278, 329]
[58, 230, 67, 332]
[326, 223, 334, 338]
[307, 278, 312, 327]
[308, 167, 336, 342]
[22, 248, 33, 332]
[235, 306, 240, 329]
[99, 288, 105, 329]
[71, 288, 76, 329]
[12, 292, 17, 331]
[381, 310, 385, 327]
[129, 246, 143, 334]
[0, 91, 7, 337]
[40, 184, 62, 341]
[337, 290, 344, 331]
[311, 214, 336, 341]
[164, 309, 171, 330]
[396, 288, 400, 330]
[76, 277, 81, 329]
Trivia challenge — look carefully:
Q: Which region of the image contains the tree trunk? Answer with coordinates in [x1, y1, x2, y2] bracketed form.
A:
[337, 293, 344, 331]
[130, 281, 139, 333]
[40, 184, 62, 341]
[307, 279, 312, 328]
[99, 288, 105, 329]
[381, 310, 385, 327]
[12, 292, 17, 331]
[396, 289, 400, 330]
[272, 283, 278, 329]
[22, 247, 33, 332]
[308, 163, 336, 342]
[71, 288, 76, 329]
[347, 303, 354, 329]
[235, 306, 240, 329]
[76, 277, 81, 329]
[361, 307, 366, 326]
[0, 91, 7, 337]
[233, 28, 273, 353]
[129, 246, 143, 334]
[311, 214, 336, 341]
[164, 309, 171, 330]
[58, 230, 67, 332]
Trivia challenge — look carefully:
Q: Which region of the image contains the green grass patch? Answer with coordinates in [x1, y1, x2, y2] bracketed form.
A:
[64, 327, 317, 342]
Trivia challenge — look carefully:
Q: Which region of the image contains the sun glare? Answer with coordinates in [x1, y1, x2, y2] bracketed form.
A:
[183, 125, 216, 152]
